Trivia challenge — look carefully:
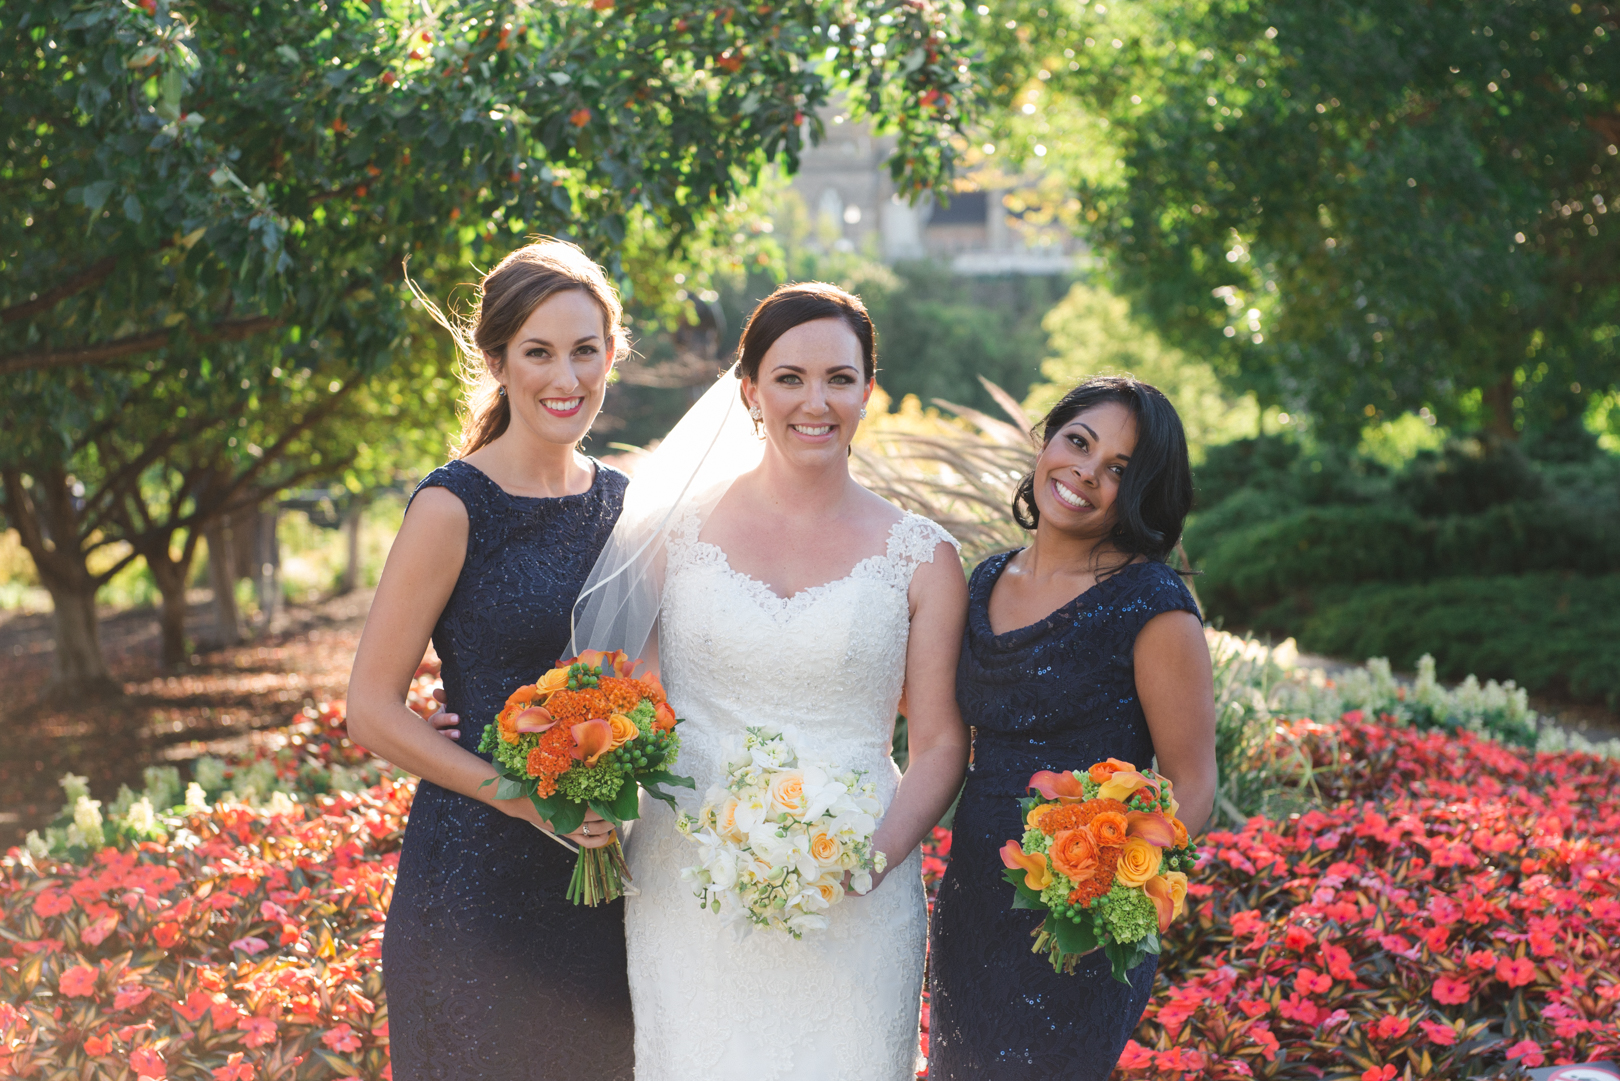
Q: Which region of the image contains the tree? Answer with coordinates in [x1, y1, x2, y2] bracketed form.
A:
[1, 0, 971, 696]
[972, 0, 1619, 439]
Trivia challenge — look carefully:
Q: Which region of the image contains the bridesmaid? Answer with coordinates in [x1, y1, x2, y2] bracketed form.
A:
[346, 240, 634, 1080]
[927, 376, 1218, 1079]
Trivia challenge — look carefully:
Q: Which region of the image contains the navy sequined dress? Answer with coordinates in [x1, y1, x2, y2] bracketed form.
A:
[927, 552, 1200, 1080]
[383, 458, 633, 1081]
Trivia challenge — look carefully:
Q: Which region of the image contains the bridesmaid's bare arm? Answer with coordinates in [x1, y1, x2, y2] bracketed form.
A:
[1135, 610, 1217, 836]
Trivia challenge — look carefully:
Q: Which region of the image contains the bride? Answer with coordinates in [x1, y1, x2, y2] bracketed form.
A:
[572, 282, 969, 1079]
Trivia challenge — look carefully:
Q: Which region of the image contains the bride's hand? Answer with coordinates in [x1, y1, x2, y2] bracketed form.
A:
[424, 688, 460, 740]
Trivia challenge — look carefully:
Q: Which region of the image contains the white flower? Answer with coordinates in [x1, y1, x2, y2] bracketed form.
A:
[184, 782, 210, 813]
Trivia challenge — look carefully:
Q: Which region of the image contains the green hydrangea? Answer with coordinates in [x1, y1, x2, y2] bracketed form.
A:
[1022, 828, 1050, 854]
[628, 699, 656, 735]
[1039, 874, 1076, 910]
[556, 760, 625, 802]
[1100, 882, 1157, 944]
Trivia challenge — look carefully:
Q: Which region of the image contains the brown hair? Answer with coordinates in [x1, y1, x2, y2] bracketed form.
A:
[734, 282, 876, 402]
[411, 239, 627, 457]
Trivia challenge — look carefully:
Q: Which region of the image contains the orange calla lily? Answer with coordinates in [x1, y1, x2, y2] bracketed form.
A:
[1143, 875, 1176, 933]
[569, 719, 614, 766]
[639, 670, 668, 704]
[1126, 810, 1177, 848]
[513, 706, 557, 734]
[1098, 768, 1160, 803]
[1027, 770, 1087, 803]
[1000, 840, 1053, 891]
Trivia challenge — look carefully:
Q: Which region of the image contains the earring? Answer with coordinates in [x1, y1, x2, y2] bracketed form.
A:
[748, 405, 763, 421]
[859, 407, 868, 419]
[497, 385, 507, 398]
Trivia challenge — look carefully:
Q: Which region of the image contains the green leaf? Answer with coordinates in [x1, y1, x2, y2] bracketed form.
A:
[595, 781, 641, 826]
[641, 784, 680, 809]
[494, 776, 527, 801]
[1052, 913, 1100, 958]
[638, 770, 695, 790]
[545, 800, 586, 836]
[81, 181, 115, 213]
[1002, 867, 1043, 910]
[122, 194, 143, 223]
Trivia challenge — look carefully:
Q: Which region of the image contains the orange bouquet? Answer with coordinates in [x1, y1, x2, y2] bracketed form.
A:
[999, 759, 1198, 982]
[478, 649, 693, 905]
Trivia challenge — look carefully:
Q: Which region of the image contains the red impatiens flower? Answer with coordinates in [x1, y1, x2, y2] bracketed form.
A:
[211, 1052, 254, 1081]
[321, 1023, 363, 1052]
[1497, 956, 1536, 987]
[59, 964, 97, 997]
[129, 1047, 166, 1079]
[1418, 1019, 1459, 1046]
[238, 1016, 277, 1048]
[1430, 975, 1472, 1005]
[1504, 1039, 1546, 1067]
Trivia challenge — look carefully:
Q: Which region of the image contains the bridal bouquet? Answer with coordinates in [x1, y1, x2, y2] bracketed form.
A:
[676, 726, 887, 938]
[479, 649, 694, 905]
[999, 759, 1199, 983]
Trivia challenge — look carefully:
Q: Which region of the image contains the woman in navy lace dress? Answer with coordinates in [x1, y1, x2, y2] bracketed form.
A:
[928, 377, 1218, 1079]
[347, 241, 634, 1080]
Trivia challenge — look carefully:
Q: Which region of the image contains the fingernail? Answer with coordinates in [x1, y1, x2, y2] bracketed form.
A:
[448, 731, 459, 738]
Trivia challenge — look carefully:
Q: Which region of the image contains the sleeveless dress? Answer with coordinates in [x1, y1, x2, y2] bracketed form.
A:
[623, 511, 957, 1081]
[927, 553, 1201, 1080]
[383, 458, 634, 1081]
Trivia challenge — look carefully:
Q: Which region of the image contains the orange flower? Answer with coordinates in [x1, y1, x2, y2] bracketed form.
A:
[1126, 811, 1177, 848]
[559, 649, 636, 677]
[1089, 810, 1129, 847]
[1098, 768, 1159, 804]
[1144, 875, 1176, 933]
[1000, 840, 1053, 891]
[1038, 798, 1128, 837]
[533, 668, 569, 699]
[513, 706, 556, 734]
[1049, 828, 1100, 883]
[570, 719, 614, 765]
[638, 672, 667, 705]
[599, 677, 645, 714]
[547, 688, 609, 726]
[496, 707, 522, 744]
[652, 701, 677, 733]
[1027, 803, 1058, 831]
[1088, 758, 1137, 784]
[502, 684, 542, 711]
[1172, 817, 1190, 848]
[1028, 770, 1086, 803]
[1067, 846, 1119, 907]
[525, 726, 574, 789]
[608, 713, 638, 749]
[1115, 836, 1162, 888]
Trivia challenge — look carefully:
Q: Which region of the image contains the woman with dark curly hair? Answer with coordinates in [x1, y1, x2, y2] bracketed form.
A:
[927, 375, 1218, 1079]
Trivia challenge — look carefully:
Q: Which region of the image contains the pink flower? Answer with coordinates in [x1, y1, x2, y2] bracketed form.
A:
[1372, 1015, 1410, 1040]
[1504, 1039, 1545, 1067]
[211, 1052, 254, 1081]
[114, 985, 152, 1011]
[33, 890, 74, 917]
[1116, 1040, 1154, 1069]
[1294, 968, 1332, 996]
[130, 1047, 166, 1079]
[321, 1023, 362, 1053]
[1430, 976, 1471, 1005]
[1251, 1023, 1280, 1061]
[1497, 956, 1536, 987]
[229, 936, 269, 956]
[238, 1016, 277, 1048]
[1360, 1067, 1395, 1081]
[1322, 944, 1356, 982]
[1419, 1019, 1458, 1046]
[59, 964, 98, 998]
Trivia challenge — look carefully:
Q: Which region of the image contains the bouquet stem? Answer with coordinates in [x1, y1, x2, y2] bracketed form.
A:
[567, 835, 633, 906]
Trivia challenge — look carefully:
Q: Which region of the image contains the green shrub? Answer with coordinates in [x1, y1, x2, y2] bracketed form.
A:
[1292, 573, 1620, 707]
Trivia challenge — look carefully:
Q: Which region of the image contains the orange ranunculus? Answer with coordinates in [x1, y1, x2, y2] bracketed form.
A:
[513, 706, 556, 734]
[1088, 758, 1137, 784]
[1000, 840, 1053, 891]
[1098, 768, 1160, 804]
[1027, 803, 1058, 831]
[1126, 810, 1176, 848]
[502, 684, 541, 711]
[1172, 817, 1190, 847]
[570, 719, 614, 766]
[497, 707, 522, 744]
[1089, 810, 1129, 847]
[1143, 875, 1176, 933]
[608, 713, 638, 749]
[652, 701, 677, 733]
[533, 668, 569, 699]
[1114, 836, 1162, 888]
[1028, 770, 1087, 803]
[1049, 828, 1100, 884]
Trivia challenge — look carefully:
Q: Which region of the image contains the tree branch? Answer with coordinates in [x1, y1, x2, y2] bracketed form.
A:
[0, 256, 122, 326]
[0, 316, 283, 375]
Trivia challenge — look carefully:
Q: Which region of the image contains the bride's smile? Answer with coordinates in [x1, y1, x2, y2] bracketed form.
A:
[742, 316, 872, 464]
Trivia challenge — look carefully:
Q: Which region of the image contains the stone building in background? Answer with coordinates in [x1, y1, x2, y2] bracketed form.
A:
[788, 112, 1079, 274]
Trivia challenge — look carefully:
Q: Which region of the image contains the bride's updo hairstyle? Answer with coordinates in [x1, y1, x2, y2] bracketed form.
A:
[1013, 375, 1193, 565]
[411, 238, 627, 457]
[733, 281, 877, 406]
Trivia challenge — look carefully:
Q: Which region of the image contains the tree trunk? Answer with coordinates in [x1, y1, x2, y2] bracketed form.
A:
[338, 505, 362, 595]
[255, 505, 281, 625]
[144, 549, 191, 670]
[205, 521, 243, 646]
[0, 468, 120, 700]
[1482, 372, 1519, 440]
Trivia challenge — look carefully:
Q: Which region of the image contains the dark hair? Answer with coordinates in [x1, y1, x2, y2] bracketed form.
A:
[734, 282, 876, 401]
[410, 239, 627, 457]
[1012, 376, 1193, 564]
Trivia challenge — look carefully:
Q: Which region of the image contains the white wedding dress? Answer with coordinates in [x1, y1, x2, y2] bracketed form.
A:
[623, 509, 957, 1081]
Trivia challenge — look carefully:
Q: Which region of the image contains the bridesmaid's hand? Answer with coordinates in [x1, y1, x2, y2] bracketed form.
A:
[501, 795, 618, 850]
[426, 688, 460, 740]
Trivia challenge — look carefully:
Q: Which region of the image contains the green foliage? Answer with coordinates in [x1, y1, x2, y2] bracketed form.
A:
[1025, 282, 1261, 461]
[969, 0, 1619, 438]
[1293, 574, 1620, 707]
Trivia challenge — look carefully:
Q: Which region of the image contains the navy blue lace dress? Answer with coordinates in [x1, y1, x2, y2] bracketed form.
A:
[383, 458, 633, 1081]
[927, 552, 1200, 1080]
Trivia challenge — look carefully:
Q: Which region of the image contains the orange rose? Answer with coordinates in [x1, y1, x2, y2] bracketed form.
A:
[608, 713, 638, 749]
[768, 771, 806, 818]
[1114, 836, 1162, 889]
[1026, 803, 1057, 831]
[533, 668, 569, 699]
[652, 701, 678, 733]
[809, 829, 843, 865]
[1089, 811, 1129, 848]
[1049, 828, 1100, 884]
[1000, 840, 1053, 891]
[1088, 758, 1137, 784]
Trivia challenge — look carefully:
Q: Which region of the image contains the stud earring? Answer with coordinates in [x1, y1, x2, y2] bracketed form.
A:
[748, 405, 763, 421]
[497, 385, 507, 398]
[859, 407, 868, 419]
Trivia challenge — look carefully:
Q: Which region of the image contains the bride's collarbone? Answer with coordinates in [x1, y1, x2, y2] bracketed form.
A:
[697, 507, 906, 602]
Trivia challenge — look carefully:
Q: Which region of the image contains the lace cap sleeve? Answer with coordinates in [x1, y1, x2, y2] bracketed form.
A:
[888, 513, 959, 572]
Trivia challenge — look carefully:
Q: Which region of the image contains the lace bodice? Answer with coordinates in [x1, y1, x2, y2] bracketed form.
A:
[623, 510, 957, 1081]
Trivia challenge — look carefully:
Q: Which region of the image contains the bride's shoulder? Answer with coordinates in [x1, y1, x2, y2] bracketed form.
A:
[855, 493, 958, 565]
